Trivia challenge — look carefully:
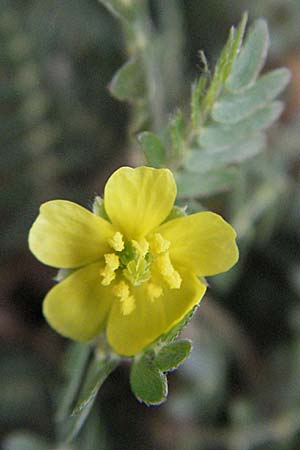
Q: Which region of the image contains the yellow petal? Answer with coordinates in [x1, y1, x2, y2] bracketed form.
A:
[29, 200, 115, 268]
[157, 212, 238, 276]
[43, 263, 114, 341]
[106, 269, 206, 356]
[104, 166, 176, 239]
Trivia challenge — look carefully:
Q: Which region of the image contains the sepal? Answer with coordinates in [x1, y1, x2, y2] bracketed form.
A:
[155, 339, 192, 372]
[92, 196, 110, 221]
[130, 350, 168, 406]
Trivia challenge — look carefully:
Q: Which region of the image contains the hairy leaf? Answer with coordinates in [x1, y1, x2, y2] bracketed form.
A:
[226, 18, 269, 91]
[212, 68, 290, 124]
[176, 168, 237, 198]
[186, 133, 266, 173]
[199, 102, 283, 149]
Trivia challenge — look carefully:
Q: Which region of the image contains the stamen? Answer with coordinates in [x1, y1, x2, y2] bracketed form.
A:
[151, 233, 170, 254]
[132, 238, 149, 257]
[114, 281, 136, 315]
[100, 253, 120, 286]
[109, 232, 124, 252]
[156, 252, 182, 289]
[147, 283, 163, 302]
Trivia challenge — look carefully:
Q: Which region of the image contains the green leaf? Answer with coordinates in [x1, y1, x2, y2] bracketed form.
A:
[186, 133, 266, 173]
[212, 68, 290, 124]
[130, 352, 168, 405]
[2, 433, 51, 450]
[155, 340, 192, 372]
[109, 56, 145, 101]
[199, 101, 283, 149]
[137, 131, 166, 167]
[176, 168, 238, 198]
[226, 18, 269, 92]
[65, 352, 119, 442]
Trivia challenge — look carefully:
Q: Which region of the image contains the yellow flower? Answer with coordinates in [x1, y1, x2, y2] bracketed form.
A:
[28, 166, 238, 356]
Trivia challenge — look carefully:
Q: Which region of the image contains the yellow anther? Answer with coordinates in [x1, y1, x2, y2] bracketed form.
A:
[147, 283, 163, 302]
[109, 232, 124, 252]
[114, 281, 136, 315]
[121, 295, 135, 315]
[167, 271, 182, 289]
[151, 233, 170, 254]
[132, 238, 149, 257]
[100, 270, 115, 286]
[114, 280, 129, 298]
[156, 252, 182, 289]
[100, 253, 120, 286]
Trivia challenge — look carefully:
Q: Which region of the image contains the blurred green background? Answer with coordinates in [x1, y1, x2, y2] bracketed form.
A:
[1, 1, 300, 449]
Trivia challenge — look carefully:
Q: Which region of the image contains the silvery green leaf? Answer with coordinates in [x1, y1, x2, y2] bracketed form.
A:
[186, 133, 266, 173]
[155, 340, 192, 372]
[137, 131, 166, 167]
[212, 68, 290, 124]
[130, 352, 168, 406]
[109, 56, 145, 101]
[199, 101, 283, 149]
[226, 19, 269, 92]
[176, 168, 238, 198]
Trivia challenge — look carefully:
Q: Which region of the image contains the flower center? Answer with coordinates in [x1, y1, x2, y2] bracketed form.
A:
[100, 232, 182, 315]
